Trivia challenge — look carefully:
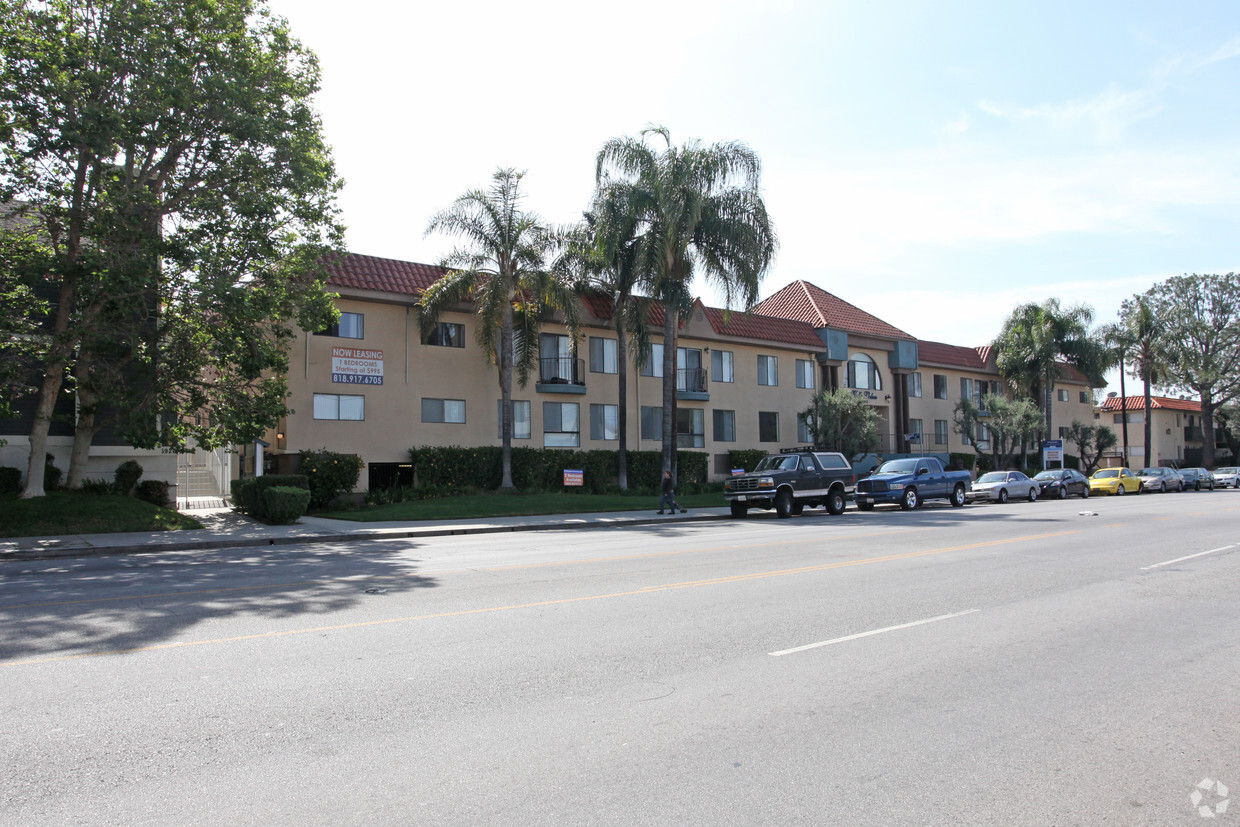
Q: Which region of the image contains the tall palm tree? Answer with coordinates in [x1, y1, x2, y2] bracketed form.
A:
[1098, 321, 1134, 465]
[421, 168, 579, 490]
[596, 126, 777, 480]
[557, 187, 649, 490]
[1118, 295, 1166, 468]
[993, 298, 1106, 450]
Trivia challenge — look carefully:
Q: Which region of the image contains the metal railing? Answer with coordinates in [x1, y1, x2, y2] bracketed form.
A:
[676, 367, 707, 393]
[539, 356, 584, 385]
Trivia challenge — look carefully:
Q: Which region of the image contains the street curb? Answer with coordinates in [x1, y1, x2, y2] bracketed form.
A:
[0, 511, 732, 563]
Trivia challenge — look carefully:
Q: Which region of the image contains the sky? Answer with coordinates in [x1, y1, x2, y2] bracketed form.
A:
[267, 0, 1240, 396]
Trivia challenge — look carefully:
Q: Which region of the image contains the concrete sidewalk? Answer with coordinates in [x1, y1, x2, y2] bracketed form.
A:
[0, 504, 734, 562]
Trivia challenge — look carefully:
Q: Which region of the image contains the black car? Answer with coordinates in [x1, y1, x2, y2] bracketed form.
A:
[1033, 468, 1090, 499]
[1178, 467, 1215, 491]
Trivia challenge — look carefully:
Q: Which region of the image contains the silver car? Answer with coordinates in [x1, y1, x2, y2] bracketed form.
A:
[1178, 467, 1215, 491]
[967, 470, 1039, 503]
[1136, 466, 1184, 493]
[1212, 467, 1239, 488]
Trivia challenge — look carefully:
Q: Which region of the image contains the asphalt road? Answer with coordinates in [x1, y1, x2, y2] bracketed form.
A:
[2, 489, 1238, 825]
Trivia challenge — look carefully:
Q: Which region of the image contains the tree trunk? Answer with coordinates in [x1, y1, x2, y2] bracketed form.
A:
[1200, 390, 1216, 468]
[66, 372, 102, 489]
[497, 304, 515, 490]
[1118, 356, 1130, 467]
[660, 305, 676, 484]
[616, 312, 628, 491]
[1143, 374, 1153, 468]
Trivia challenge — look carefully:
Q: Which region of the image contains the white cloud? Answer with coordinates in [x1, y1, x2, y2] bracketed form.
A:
[978, 86, 1163, 142]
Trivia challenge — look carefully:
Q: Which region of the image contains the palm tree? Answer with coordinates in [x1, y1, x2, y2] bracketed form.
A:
[1098, 321, 1134, 465]
[421, 168, 579, 490]
[557, 187, 649, 490]
[1118, 295, 1166, 468]
[993, 298, 1106, 453]
[596, 126, 777, 480]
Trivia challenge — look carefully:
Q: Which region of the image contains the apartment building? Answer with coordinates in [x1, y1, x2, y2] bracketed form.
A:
[1095, 395, 1212, 468]
[259, 253, 1099, 489]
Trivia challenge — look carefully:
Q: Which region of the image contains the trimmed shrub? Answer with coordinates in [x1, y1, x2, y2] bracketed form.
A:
[948, 452, 976, 472]
[727, 450, 768, 473]
[79, 478, 116, 495]
[231, 478, 258, 515]
[44, 454, 62, 490]
[261, 485, 310, 524]
[114, 460, 144, 495]
[298, 449, 364, 509]
[134, 480, 172, 507]
[0, 466, 21, 496]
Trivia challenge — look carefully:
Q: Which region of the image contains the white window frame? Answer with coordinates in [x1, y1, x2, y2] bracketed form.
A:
[795, 359, 815, 390]
[758, 355, 778, 387]
[422, 398, 465, 424]
[313, 393, 364, 420]
[497, 400, 532, 439]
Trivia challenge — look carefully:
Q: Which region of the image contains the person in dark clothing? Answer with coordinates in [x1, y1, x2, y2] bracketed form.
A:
[657, 470, 686, 514]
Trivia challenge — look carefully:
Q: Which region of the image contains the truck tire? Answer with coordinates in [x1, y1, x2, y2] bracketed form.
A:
[730, 501, 748, 518]
[826, 489, 847, 515]
[950, 484, 966, 507]
[900, 487, 920, 510]
[775, 489, 794, 518]
[790, 501, 804, 516]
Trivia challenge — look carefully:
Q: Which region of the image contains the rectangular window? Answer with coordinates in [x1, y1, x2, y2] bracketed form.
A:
[711, 349, 734, 383]
[589, 337, 618, 374]
[713, 409, 736, 442]
[640, 343, 664, 377]
[676, 408, 705, 448]
[977, 423, 991, 449]
[313, 393, 364, 420]
[543, 402, 580, 447]
[908, 418, 923, 443]
[640, 405, 662, 440]
[797, 413, 813, 443]
[315, 311, 364, 339]
[1058, 426, 1069, 438]
[421, 398, 465, 424]
[795, 359, 815, 389]
[934, 419, 948, 445]
[1079, 391, 1089, 404]
[590, 403, 618, 441]
[961, 378, 983, 406]
[909, 372, 922, 398]
[759, 411, 779, 442]
[1057, 388, 1069, 402]
[758, 355, 778, 386]
[934, 374, 947, 399]
[424, 322, 464, 347]
[497, 400, 531, 439]
[677, 347, 704, 392]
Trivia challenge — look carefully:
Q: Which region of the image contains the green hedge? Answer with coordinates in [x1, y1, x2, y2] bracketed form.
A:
[298, 449, 363, 509]
[405, 446, 707, 494]
[0, 466, 20, 496]
[114, 460, 143, 496]
[134, 479, 171, 507]
[727, 450, 769, 473]
[261, 485, 310, 524]
[231, 474, 309, 519]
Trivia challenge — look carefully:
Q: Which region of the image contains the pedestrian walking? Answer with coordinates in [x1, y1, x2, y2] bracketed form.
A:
[657, 470, 687, 514]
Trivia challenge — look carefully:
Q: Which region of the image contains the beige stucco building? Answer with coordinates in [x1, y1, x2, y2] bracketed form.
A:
[257, 254, 1099, 489]
[1095, 395, 1212, 468]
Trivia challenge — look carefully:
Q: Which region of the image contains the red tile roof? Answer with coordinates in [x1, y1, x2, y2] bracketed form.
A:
[1098, 395, 1201, 413]
[754, 280, 912, 340]
[917, 340, 993, 371]
[324, 252, 445, 297]
[699, 303, 824, 349]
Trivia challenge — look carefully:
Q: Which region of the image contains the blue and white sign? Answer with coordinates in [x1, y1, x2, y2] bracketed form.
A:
[332, 346, 384, 385]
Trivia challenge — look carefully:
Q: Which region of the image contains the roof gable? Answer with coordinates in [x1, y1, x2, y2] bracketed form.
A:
[1098, 395, 1202, 413]
[755, 280, 912, 340]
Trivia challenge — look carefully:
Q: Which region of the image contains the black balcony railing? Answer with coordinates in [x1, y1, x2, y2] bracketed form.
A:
[539, 356, 584, 385]
[676, 367, 707, 393]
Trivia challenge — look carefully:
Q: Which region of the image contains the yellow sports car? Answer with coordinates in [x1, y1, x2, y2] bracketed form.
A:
[1088, 467, 1142, 495]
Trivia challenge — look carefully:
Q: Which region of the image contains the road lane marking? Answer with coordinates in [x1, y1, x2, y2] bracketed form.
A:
[0, 529, 1078, 668]
[769, 609, 980, 656]
[1140, 545, 1235, 570]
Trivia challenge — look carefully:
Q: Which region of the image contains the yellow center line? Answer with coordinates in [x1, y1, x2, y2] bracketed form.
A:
[1, 528, 1079, 669]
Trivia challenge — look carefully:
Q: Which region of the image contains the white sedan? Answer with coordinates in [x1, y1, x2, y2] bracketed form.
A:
[1213, 467, 1239, 488]
[966, 470, 1040, 503]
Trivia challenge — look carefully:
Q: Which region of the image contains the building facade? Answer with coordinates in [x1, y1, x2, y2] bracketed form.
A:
[1095, 395, 1213, 468]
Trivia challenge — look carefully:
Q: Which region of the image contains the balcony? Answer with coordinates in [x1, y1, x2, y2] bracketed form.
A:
[1185, 426, 1203, 443]
[676, 367, 708, 401]
[536, 357, 586, 394]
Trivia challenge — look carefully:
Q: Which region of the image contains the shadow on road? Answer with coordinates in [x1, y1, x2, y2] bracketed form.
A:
[0, 542, 438, 662]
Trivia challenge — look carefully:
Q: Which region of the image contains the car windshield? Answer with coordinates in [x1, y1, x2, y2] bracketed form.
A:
[1095, 470, 1119, 478]
[1139, 468, 1162, 476]
[1218, 468, 1237, 474]
[876, 459, 919, 474]
[978, 472, 1006, 483]
[1033, 471, 1061, 480]
[754, 455, 800, 472]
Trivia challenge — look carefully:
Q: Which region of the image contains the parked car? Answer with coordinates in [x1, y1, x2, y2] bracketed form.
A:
[723, 450, 856, 518]
[1212, 467, 1239, 488]
[1136, 466, 1185, 493]
[1178, 467, 1215, 491]
[1033, 468, 1091, 499]
[1089, 468, 1142, 496]
[853, 457, 972, 510]
[967, 470, 1040, 503]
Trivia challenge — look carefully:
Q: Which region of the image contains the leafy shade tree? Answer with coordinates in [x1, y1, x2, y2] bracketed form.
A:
[953, 393, 1044, 471]
[421, 168, 579, 491]
[1143, 273, 1240, 468]
[0, 223, 50, 423]
[801, 388, 880, 460]
[993, 298, 1108, 446]
[0, 0, 344, 497]
[1065, 421, 1117, 475]
[1214, 402, 1240, 463]
[596, 126, 776, 480]
[1115, 295, 1168, 469]
[557, 188, 649, 490]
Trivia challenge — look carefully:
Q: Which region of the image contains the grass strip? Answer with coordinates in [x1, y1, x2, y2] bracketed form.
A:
[0, 492, 203, 539]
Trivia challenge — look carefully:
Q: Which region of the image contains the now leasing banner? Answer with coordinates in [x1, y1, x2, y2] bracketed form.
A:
[332, 346, 384, 385]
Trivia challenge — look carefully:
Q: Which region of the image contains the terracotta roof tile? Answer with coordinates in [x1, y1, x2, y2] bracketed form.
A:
[917, 340, 993, 371]
[324, 252, 446, 297]
[1098, 395, 1201, 413]
[754, 280, 912, 339]
[699, 304, 824, 349]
